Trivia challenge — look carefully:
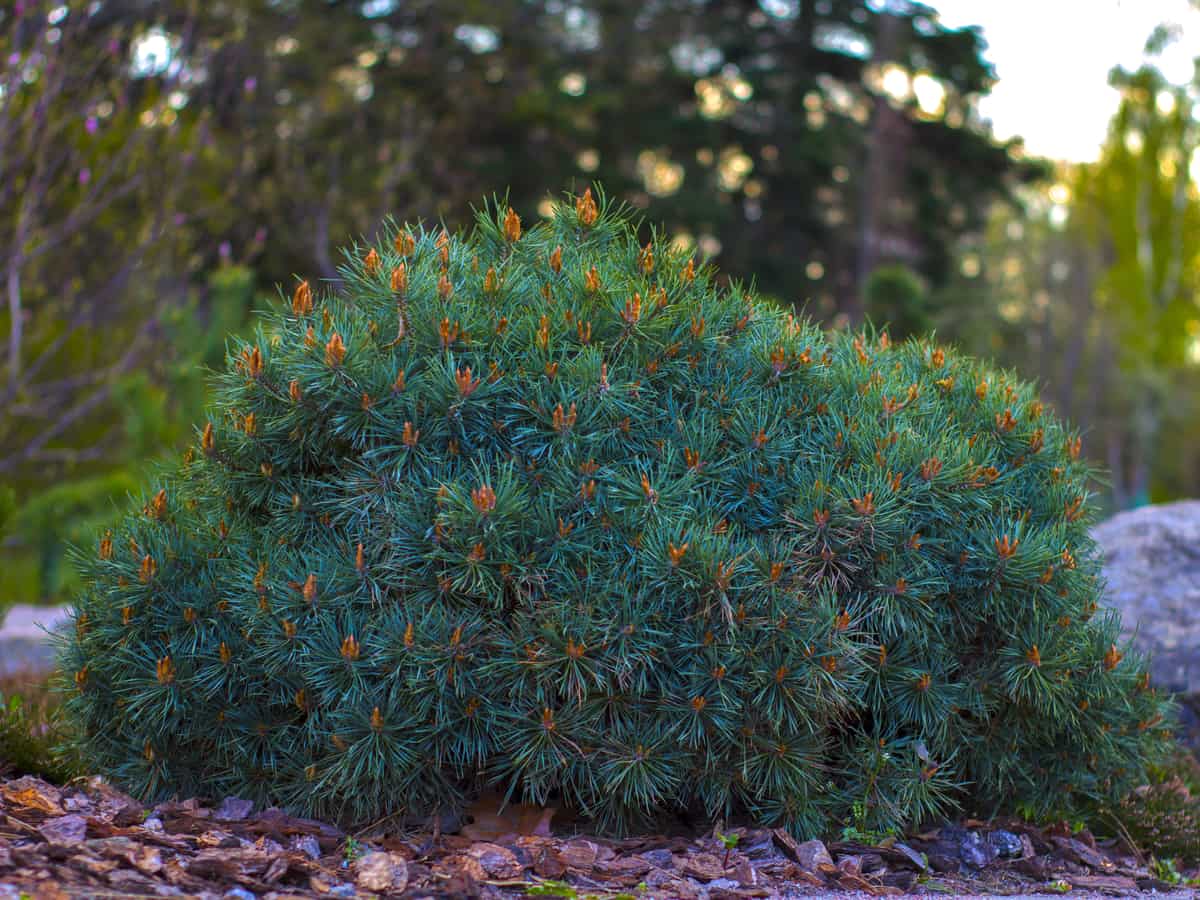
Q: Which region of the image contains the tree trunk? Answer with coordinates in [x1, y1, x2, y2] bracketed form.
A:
[6, 258, 20, 392]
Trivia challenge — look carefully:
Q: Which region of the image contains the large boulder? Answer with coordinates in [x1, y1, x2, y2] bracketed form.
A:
[1095, 500, 1200, 752]
[0, 604, 70, 679]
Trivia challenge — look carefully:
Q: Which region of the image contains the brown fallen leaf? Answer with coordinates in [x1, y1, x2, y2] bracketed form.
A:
[594, 854, 652, 884]
[308, 872, 336, 894]
[838, 871, 902, 896]
[186, 848, 241, 880]
[556, 837, 602, 872]
[196, 829, 239, 848]
[532, 844, 567, 879]
[677, 850, 728, 882]
[2, 776, 64, 815]
[1067, 874, 1138, 892]
[878, 870, 918, 891]
[1051, 835, 1113, 870]
[163, 857, 192, 886]
[22, 882, 70, 900]
[1014, 854, 1054, 880]
[39, 814, 87, 844]
[770, 827, 802, 863]
[263, 855, 290, 884]
[69, 853, 118, 876]
[729, 857, 757, 886]
[129, 844, 164, 875]
[459, 791, 556, 840]
[436, 851, 488, 883]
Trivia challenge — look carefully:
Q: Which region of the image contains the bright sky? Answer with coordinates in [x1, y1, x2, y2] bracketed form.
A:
[932, 0, 1200, 161]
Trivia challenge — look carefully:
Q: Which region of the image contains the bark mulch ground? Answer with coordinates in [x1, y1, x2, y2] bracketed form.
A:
[0, 775, 1196, 899]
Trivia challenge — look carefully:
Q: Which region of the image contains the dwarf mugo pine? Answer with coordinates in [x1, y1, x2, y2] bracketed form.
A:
[61, 189, 1173, 833]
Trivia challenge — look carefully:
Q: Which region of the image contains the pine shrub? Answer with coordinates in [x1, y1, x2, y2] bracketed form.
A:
[61, 190, 1173, 834]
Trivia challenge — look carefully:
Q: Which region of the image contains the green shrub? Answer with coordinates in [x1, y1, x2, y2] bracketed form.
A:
[0, 675, 84, 784]
[60, 190, 1172, 833]
[862, 264, 931, 340]
[12, 471, 139, 602]
[1116, 748, 1200, 863]
[0, 485, 14, 537]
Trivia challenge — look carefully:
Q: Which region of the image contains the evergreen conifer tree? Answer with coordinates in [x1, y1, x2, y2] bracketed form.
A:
[61, 190, 1173, 833]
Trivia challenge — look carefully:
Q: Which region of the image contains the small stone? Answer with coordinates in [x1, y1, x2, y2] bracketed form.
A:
[642, 848, 675, 868]
[290, 835, 322, 860]
[467, 841, 524, 880]
[706, 877, 740, 891]
[142, 816, 164, 832]
[836, 854, 862, 875]
[327, 885, 358, 898]
[795, 839, 833, 871]
[224, 889, 257, 900]
[988, 829, 1023, 859]
[215, 797, 254, 821]
[355, 851, 408, 893]
[957, 830, 997, 869]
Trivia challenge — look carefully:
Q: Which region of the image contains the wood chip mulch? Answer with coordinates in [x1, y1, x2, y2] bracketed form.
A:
[0, 775, 1194, 899]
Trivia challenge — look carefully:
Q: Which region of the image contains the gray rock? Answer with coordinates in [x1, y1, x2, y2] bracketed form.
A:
[935, 826, 997, 871]
[1094, 501, 1200, 751]
[215, 796, 254, 821]
[794, 838, 833, 871]
[355, 851, 408, 894]
[0, 603, 70, 677]
[957, 830, 997, 869]
[988, 830, 1023, 859]
[1095, 501, 1200, 694]
[290, 834, 322, 860]
[641, 848, 675, 868]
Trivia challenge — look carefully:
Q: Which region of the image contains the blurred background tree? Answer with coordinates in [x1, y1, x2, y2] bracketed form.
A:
[940, 23, 1200, 512]
[0, 0, 1197, 604]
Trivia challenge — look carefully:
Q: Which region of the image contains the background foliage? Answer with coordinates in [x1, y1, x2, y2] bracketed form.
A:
[1, 0, 1200, 606]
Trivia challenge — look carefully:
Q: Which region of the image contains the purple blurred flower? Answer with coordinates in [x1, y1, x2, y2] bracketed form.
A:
[253, 227, 267, 244]
[219, 241, 232, 260]
[78, 167, 91, 185]
[15, 1, 26, 16]
[243, 77, 257, 94]
[174, 213, 187, 226]
[7, 53, 20, 67]
[85, 117, 98, 134]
